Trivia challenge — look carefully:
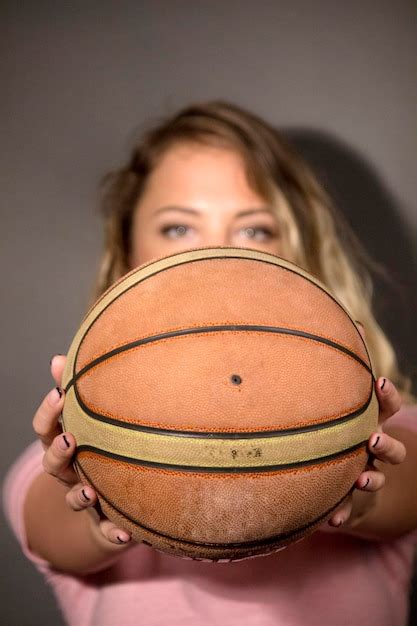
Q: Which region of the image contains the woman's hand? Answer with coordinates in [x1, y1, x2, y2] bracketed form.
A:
[32, 354, 132, 546]
[326, 376, 406, 530]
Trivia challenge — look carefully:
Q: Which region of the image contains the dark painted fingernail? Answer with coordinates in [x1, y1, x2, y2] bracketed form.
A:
[371, 435, 380, 448]
[55, 386, 63, 398]
[62, 434, 70, 448]
[380, 378, 386, 391]
[81, 488, 90, 501]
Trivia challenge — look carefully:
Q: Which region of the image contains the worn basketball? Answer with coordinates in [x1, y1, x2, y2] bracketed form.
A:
[61, 246, 378, 562]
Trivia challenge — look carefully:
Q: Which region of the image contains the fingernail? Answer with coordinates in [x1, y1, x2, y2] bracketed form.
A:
[48, 387, 63, 405]
[362, 477, 370, 489]
[81, 488, 90, 502]
[58, 434, 71, 450]
[371, 435, 381, 449]
[116, 534, 130, 544]
[380, 378, 387, 391]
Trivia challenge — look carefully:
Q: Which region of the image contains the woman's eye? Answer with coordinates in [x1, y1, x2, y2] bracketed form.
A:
[241, 226, 276, 241]
[160, 224, 191, 239]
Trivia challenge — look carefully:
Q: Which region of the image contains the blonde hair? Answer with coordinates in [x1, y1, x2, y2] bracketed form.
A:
[89, 101, 414, 401]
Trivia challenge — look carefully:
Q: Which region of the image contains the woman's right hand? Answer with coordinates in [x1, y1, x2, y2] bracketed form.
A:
[32, 354, 132, 546]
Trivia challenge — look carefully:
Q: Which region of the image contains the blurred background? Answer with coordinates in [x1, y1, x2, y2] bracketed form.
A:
[1, 2, 416, 624]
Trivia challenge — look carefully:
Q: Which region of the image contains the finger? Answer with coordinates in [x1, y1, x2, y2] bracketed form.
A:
[355, 470, 386, 492]
[98, 518, 132, 545]
[65, 483, 98, 512]
[355, 320, 366, 341]
[42, 432, 79, 486]
[368, 431, 406, 464]
[33, 387, 65, 449]
[328, 496, 353, 527]
[50, 354, 67, 388]
[376, 377, 402, 423]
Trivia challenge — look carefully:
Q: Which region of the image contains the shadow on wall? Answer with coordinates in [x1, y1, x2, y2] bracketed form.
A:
[283, 128, 417, 395]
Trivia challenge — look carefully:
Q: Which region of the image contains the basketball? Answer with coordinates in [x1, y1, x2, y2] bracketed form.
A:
[61, 246, 378, 562]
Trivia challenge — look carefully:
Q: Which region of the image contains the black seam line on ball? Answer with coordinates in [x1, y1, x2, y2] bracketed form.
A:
[70, 383, 373, 439]
[75, 457, 356, 549]
[75, 440, 366, 473]
[66, 324, 373, 395]
[72, 253, 372, 386]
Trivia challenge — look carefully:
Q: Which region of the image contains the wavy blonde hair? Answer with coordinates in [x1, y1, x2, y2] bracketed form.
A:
[89, 101, 413, 401]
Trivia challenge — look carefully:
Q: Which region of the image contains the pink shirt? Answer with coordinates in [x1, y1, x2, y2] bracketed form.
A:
[3, 406, 417, 626]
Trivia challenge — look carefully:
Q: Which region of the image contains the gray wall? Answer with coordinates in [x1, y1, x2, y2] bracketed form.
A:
[1, 2, 416, 624]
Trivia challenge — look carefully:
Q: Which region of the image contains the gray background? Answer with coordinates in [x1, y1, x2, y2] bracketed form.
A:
[1, 2, 416, 624]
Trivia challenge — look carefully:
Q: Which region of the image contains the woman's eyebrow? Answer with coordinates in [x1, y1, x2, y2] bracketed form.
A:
[236, 208, 274, 218]
[154, 206, 200, 217]
[153, 206, 274, 218]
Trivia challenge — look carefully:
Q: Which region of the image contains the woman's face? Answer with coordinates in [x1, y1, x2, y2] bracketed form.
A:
[129, 142, 282, 268]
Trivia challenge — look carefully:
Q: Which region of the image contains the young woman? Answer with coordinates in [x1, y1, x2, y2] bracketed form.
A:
[4, 101, 417, 626]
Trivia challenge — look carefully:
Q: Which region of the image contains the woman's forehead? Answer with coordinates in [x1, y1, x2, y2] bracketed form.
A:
[137, 142, 267, 213]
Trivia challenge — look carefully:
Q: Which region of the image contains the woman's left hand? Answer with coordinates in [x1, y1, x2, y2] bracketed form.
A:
[326, 376, 406, 529]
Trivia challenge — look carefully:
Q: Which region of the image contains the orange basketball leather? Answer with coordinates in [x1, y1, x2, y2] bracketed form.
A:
[61, 246, 378, 561]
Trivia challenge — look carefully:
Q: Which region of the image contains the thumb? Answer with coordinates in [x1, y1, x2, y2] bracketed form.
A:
[50, 354, 67, 388]
[355, 320, 366, 341]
